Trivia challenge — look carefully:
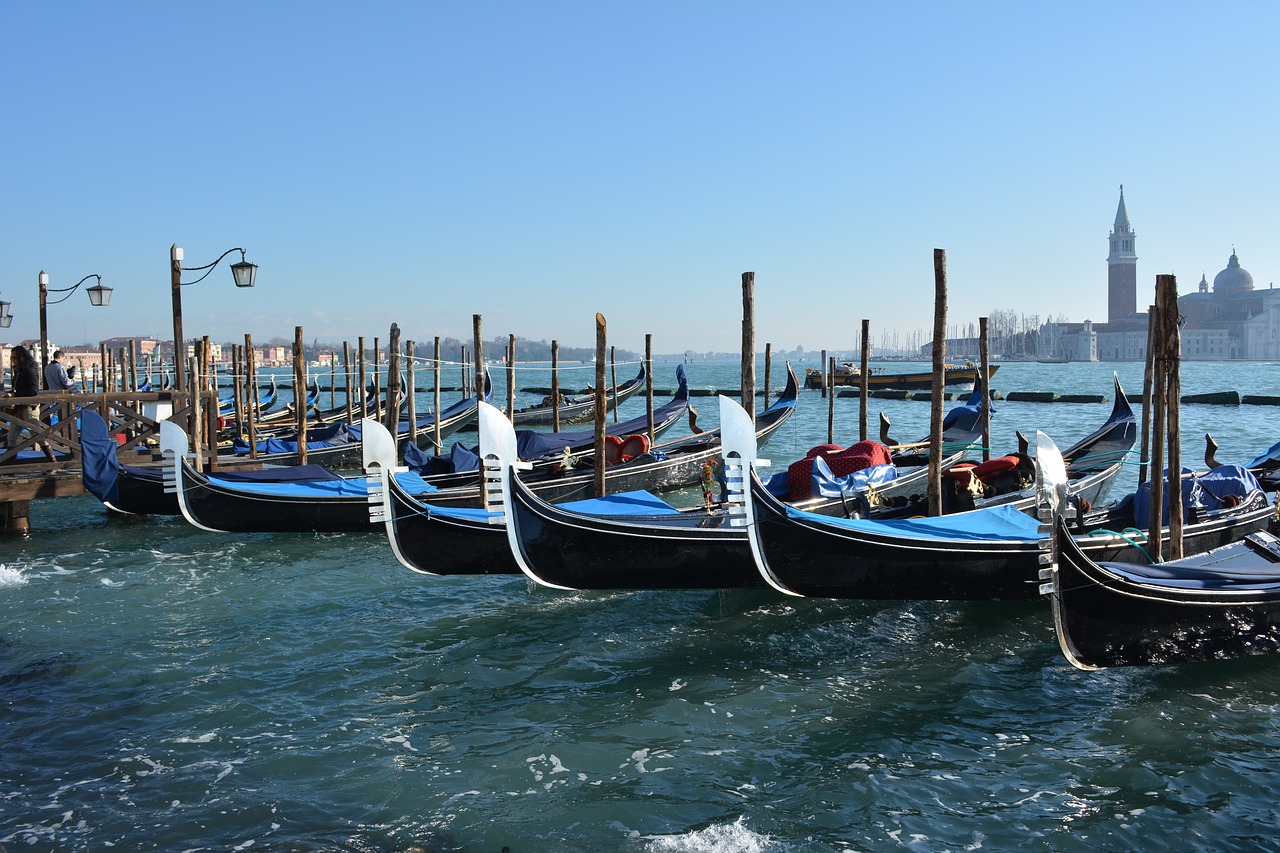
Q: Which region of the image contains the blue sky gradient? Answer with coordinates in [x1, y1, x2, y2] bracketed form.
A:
[3, 2, 1277, 353]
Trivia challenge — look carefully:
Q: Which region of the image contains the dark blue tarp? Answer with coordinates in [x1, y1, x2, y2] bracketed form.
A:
[78, 409, 121, 505]
[1132, 465, 1262, 528]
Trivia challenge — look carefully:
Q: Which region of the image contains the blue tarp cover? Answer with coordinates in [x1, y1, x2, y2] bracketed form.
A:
[202, 470, 435, 498]
[783, 501, 1043, 543]
[1132, 466, 1262, 529]
[1102, 549, 1280, 589]
[78, 409, 121, 505]
[556, 489, 682, 517]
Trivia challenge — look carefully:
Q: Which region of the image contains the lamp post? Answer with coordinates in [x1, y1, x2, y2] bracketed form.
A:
[170, 244, 257, 391]
[38, 269, 112, 388]
[0, 293, 12, 329]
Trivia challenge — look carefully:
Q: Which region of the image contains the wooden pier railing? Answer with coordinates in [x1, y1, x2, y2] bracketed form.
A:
[1, 390, 193, 534]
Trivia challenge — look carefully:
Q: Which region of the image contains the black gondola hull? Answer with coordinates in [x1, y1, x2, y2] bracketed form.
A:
[1050, 516, 1280, 668]
[507, 476, 760, 589]
[384, 475, 519, 575]
[751, 477, 1047, 600]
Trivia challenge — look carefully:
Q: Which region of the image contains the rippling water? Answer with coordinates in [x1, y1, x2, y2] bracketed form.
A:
[3, 358, 1279, 851]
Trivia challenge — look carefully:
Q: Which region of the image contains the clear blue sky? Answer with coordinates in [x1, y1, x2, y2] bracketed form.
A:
[3, 2, 1278, 355]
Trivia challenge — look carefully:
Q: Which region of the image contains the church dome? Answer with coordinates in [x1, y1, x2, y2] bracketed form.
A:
[1213, 250, 1254, 295]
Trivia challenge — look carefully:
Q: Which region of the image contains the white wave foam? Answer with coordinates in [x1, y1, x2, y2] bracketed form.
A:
[0, 565, 29, 588]
[644, 816, 786, 852]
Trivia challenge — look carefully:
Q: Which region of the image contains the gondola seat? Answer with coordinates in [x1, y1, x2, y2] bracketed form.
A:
[787, 440, 894, 499]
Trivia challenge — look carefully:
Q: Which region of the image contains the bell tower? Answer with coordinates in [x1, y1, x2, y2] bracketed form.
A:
[1107, 185, 1138, 322]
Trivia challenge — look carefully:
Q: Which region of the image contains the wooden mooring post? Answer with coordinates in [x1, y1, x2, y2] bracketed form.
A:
[928, 249, 947, 517]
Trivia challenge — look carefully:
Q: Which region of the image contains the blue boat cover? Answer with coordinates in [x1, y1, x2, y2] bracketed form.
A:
[557, 489, 683, 517]
[1102, 548, 1280, 589]
[203, 469, 436, 498]
[78, 409, 121, 505]
[1132, 466, 1263, 529]
[784, 501, 1043, 543]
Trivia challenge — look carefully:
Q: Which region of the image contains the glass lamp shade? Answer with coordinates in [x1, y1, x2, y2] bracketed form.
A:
[86, 282, 113, 306]
[230, 260, 258, 288]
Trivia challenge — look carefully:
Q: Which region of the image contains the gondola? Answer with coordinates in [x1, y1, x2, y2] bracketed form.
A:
[1044, 511, 1280, 669]
[486, 394, 768, 590]
[727, 397, 1275, 601]
[161, 418, 436, 532]
[507, 362, 648, 427]
[492, 384, 1048, 591]
[159, 372, 692, 533]
[80, 409, 178, 515]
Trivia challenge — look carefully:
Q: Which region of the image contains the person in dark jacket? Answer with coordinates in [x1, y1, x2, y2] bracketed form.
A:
[4, 345, 43, 451]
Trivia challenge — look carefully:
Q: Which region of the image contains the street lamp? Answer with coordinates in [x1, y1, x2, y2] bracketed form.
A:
[170, 245, 257, 391]
[0, 293, 12, 329]
[38, 269, 112, 387]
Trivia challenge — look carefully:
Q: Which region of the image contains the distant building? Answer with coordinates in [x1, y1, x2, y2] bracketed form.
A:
[1039, 188, 1280, 361]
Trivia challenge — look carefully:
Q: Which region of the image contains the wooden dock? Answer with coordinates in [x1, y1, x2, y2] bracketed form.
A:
[1, 389, 191, 535]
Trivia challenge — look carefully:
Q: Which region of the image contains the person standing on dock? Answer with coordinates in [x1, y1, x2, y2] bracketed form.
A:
[43, 350, 76, 391]
[3, 345, 42, 451]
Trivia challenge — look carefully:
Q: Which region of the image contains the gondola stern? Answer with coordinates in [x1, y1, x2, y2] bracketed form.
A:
[719, 395, 801, 597]
[478, 401, 557, 587]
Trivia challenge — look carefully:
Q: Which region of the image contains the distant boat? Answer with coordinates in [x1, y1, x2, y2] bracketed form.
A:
[1036, 356, 1070, 364]
[803, 362, 997, 391]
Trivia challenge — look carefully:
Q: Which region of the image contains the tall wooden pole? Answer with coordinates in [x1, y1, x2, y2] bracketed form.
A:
[827, 355, 836, 444]
[859, 319, 870, 442]
[551, 340, 560, 432]
[294, 326, 308, 466]
[1148, 296, 1167, 559]
[979, 316, 991, 462]
[507, 334, 516, 424]
[170, 244, 187, 391]
[763, 342, 772, 411]
[820, 349, 827, 399]
[472, 315, 484, 400]
[1159, 274, 1184, 560]
[342, 341, 353, 428]
[385, 325, 401, 435]
[1139, 307, 1157, 486]
[245, 333, 258, 459]
[928, 249, 947, 517]
[741, 271, 756, 420]
[645, 334, 654, 443]
[610, 345, 619, 422]
[373, 336, 381, 422]
[358, 336, 368, 420]
[433, 337, 442, 451]
[594, 313, 607, 497]
[405, 339, 417, 448]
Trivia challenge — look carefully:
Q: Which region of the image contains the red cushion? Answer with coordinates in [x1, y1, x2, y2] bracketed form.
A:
[787, 440, 894, 499]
